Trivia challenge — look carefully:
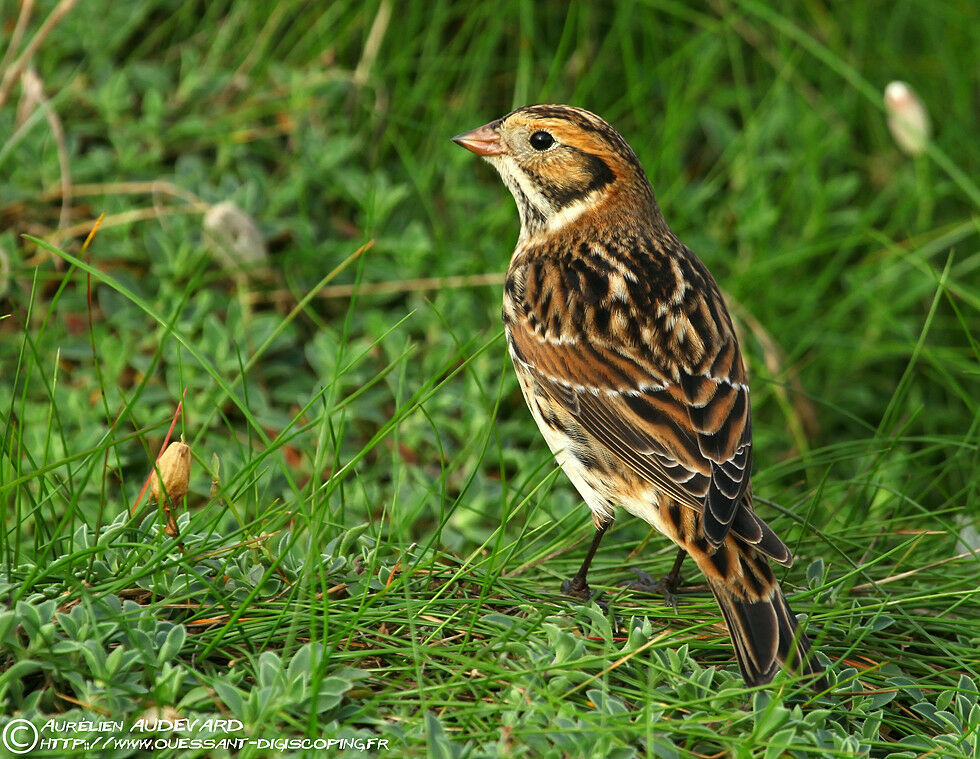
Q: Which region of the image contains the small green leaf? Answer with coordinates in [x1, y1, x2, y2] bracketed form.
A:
[869, 689, 898, 709]
[157, 624, 186, 664]
[959, 674, 978, 705]
[806, 558, 824, 588]
[481, 613, 518, 629]
[16, 602, 43, 638]
[968, 702, 980, 729]
[911, 701, 941, 725]
[0, 611, 18, 643]
[870, 614, 894, 632]
[212, 680, 244, 716]
[861, 710, 883, 740]
[889, 676, 923, 702]
[287, 642, 320, 683]
[425, 712, 458, 759]
[765, 727, 798, 759]
[257, 650, 283, 689]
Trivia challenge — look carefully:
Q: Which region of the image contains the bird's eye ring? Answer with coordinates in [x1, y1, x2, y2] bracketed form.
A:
[529, 131, 555, 151]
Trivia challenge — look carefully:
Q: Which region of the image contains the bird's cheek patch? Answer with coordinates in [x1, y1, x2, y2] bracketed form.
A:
[540, 151, 616, 209]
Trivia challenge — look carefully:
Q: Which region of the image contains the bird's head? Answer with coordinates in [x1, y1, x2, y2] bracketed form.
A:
[453, 104, 657, 240]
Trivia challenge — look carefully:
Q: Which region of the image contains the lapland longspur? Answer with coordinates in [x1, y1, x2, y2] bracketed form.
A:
[453, 104, 827, 688]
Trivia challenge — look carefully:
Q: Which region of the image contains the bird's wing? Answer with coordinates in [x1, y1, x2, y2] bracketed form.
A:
[506, 252, 779, 554]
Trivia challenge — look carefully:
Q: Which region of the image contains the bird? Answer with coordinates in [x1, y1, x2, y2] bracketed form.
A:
[452, 104, 827, 689]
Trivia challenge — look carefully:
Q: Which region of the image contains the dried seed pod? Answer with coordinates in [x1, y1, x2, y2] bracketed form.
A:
[138, 705, 182, 726]
[203, 200, 267, 270]
[209, 452, 221, 498]
[0, 243, 9, 298]
[151, 439, 192, 502]
[884, 81, 930, 157]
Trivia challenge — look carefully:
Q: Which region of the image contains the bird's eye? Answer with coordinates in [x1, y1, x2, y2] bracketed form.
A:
[529, 131, 555, 151]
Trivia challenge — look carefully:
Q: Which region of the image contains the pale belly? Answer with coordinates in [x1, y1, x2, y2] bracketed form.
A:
[513, 356, 674, 537]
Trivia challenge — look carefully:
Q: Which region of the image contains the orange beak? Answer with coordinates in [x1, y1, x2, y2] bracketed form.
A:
[451, 122, 505, 156]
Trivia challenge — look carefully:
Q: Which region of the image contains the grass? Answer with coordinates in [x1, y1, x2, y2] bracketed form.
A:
[1, 0, 978, 756]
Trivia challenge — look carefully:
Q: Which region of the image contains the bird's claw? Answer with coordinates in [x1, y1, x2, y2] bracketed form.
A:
[621, 568, 681, 613]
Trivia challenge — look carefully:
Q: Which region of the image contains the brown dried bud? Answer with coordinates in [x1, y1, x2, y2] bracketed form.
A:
[151, 439, 192, 502]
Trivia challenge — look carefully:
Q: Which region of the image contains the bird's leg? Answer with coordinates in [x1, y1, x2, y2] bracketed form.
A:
[663, 547, 687, 592]
[561, 519, 611, 601]
[623, 547, 687, 612]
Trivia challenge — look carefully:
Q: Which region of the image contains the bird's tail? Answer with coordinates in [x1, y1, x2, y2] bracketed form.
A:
[698, 543, 828, 689]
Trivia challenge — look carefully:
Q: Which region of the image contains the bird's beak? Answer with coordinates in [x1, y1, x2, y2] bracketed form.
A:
[451, 122, 505, 156]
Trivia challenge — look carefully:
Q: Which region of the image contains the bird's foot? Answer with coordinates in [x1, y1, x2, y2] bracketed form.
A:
[621, 568, 682, 613]
[561, 577, 609, 613]
[560, 575, 592, 599]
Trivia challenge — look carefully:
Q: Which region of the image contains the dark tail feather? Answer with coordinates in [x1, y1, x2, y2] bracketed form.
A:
[729, 508, 793, 567]
[711, 582, 828, 690]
